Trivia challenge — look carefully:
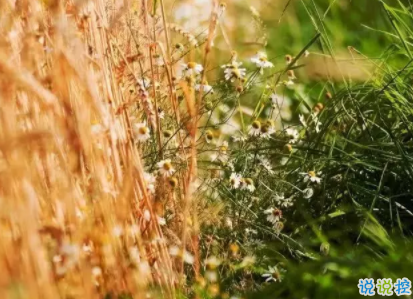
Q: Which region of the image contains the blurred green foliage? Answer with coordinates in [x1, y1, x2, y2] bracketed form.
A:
[205, 1, 413, 298]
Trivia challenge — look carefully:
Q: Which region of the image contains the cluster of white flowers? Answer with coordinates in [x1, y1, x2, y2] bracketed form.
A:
[262, 265, 280, 283]
[274, 193, 294, 208]
[229, 172, 256, 192]
[221, 51, 275, 82]
[222, 60, 246, 82]
[250, 51, 274, 74]
[180, 62, 214, 94]
[181, 61, 203, 78]
[264, 207, 283, 224]
[301, 170, 322, 184]
[248, 120, 276, 139]
[285, 127, 299, 143]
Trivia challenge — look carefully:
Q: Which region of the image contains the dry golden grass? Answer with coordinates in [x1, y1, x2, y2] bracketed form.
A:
[0, 0, 218, 298]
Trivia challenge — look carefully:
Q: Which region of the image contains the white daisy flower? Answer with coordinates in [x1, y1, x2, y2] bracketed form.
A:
[260, 121, 275, 138]
[157, 159, 175, 177]
[229, 172, 242, 189]
[134, 122, 151, 142]
[251, 51, 274, 73]
[264, 207, 282, 224]
[195, 81, 214, 94]
[285, 128, 299, 143]
[222, 61, 246, 82]
[301, 171, 322, 184]
[249, 120, 261, 136]
[262, 266, 279, 282]
[181, 62, 203, 77]
[242, 178, 255, 192]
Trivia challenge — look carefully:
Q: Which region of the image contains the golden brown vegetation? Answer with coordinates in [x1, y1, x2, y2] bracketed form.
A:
[0, 0, 218, 297]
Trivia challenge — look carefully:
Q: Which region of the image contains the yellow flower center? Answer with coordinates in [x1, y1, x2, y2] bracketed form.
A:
[308, 171, 316, 177]
[205, 131, 213, 140]
[261, 124, 270, 133]
[138, 126, 148, 135]
[232, 68, 241, 78]
[163, 162, 172, 171]
[187, 62, 197, 69]
[252, 120, 261, 129]
[168, 177, 178, 187]
[219, 145, 228, 153]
